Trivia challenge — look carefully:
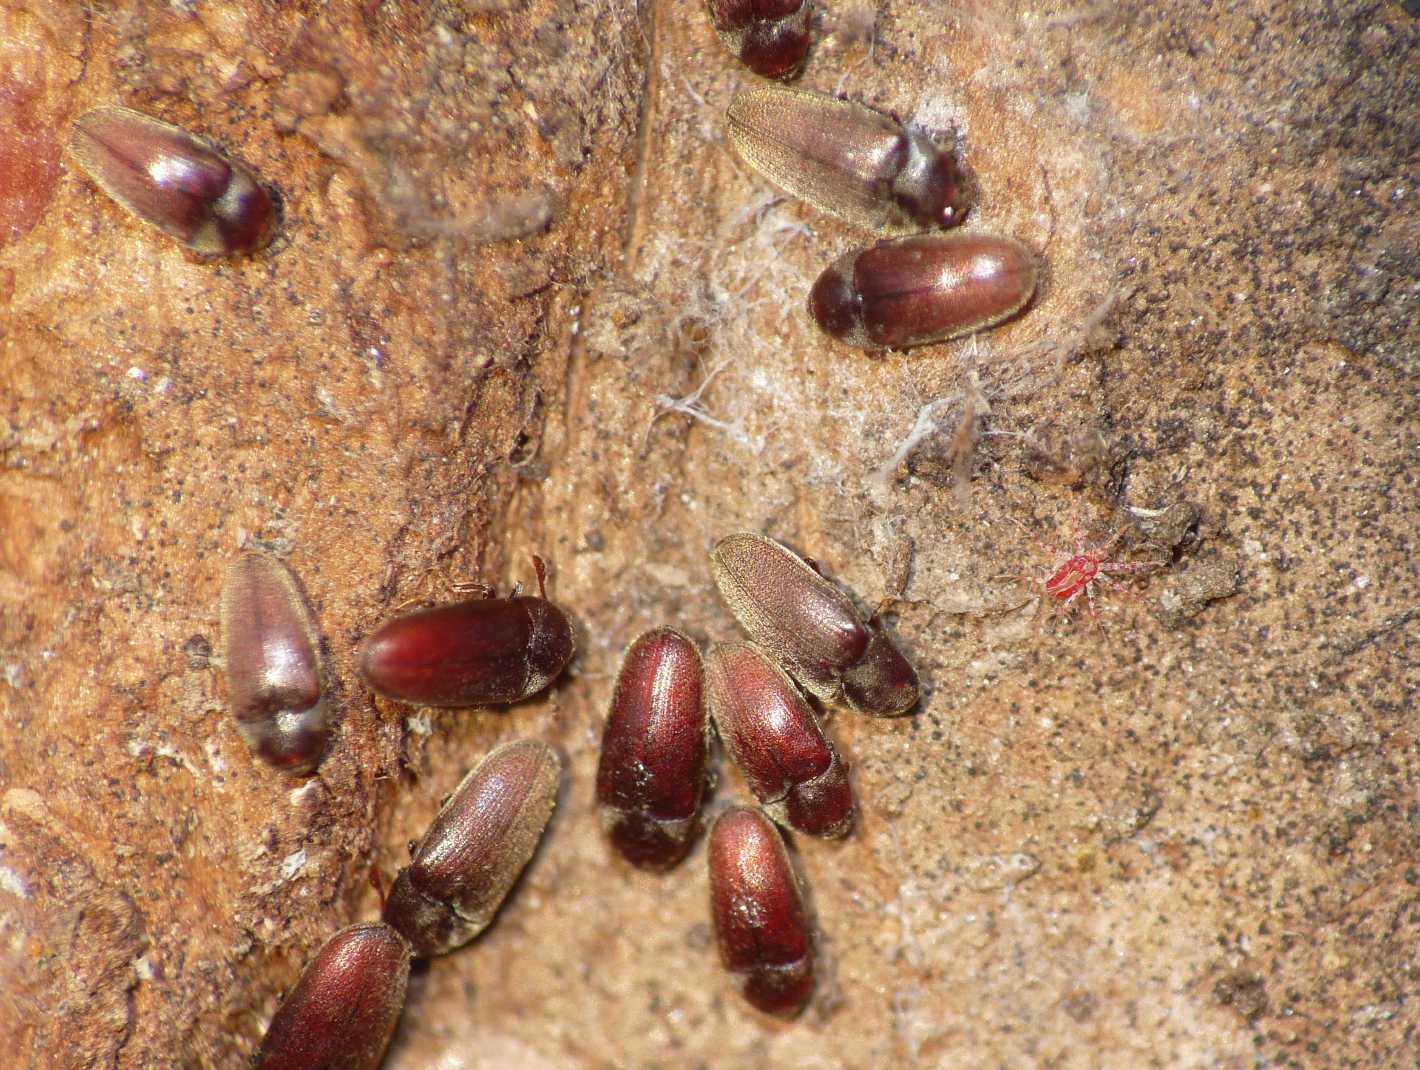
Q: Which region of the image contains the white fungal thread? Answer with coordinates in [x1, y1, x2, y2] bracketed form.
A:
[644, 359, 764, 454]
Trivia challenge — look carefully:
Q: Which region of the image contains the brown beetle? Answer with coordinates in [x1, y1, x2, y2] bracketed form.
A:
[726, 85, 967, 234]
[710, 532, 918, 716]
[254, 922, 410, 1070]
[382, 739, 561, 956]
[68, 106, 276, 257]
[809, 233, 1038, 349]
[708, 807, 815, 1016]
[704, 641, 853, 838]
[596, 628, 710, 869]
[707, 0, 812, 80]
[357, 558, 574, 708]
[220, 552, 329, 774]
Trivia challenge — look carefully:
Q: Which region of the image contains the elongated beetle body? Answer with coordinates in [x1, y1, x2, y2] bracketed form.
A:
[705, 641, 853, 838]
[707, 0, 812, 80]
[220, 552, 329, 774]
[383, 739, 561, 956]
[726, 85, 968, 234]
[69, 106, 276, 257]
[710, 532, 919, 715]
[809, 233, 1038, 349]
[254, 923, 410, 1070]
[596, 628, 710, 869]
[357, 560, 574, 708]
[708, 807, 815, 1016]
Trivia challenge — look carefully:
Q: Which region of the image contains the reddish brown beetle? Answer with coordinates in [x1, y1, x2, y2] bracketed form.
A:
[707, 0, 812, 80]
[809, 233, 1038, 349]
[596, 628, 710, 869]
[708, 807, 815, 1016]
[704, 641, 853, 838]
[726, 85, 968, 234]
[382, 739, 561, 956]
[253, 922, 411, 1070]
[710, 532, 918, 716]
[220, 551, 329, 774]
[68, 106, 277, 257]
[357, 558, 574, 708]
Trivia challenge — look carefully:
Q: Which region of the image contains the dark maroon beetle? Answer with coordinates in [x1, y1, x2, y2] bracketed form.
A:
[726, 85, 969, 234]
[704, 641, 853, 838]
[596, 628, 709, 869]
[254, 922, 410, 1070]
[710, 532, 919, 716]
[220, 551, 329, 774]
[68, 106, 276, 257]
[357, 558, 574, 708]
[707, 0, 811, 80]
[809, 232, 1038, 350]
[383, 739, 561, 956]
[708, 807, 815, 1016]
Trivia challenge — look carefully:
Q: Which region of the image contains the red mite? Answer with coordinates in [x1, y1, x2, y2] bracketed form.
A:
[704, 641, 854, 839]
[254, 923, 411, 1070]
[1028, 527, 1152, 627]
[68, 106, 277, 257]
[707, 0, 812, 80]
[708, 806, 815, 1016]
[357, 557, 574, 707]
[596, 628, 709, 870]
[220, 552, 330, 774]
[383, 739, 561, 956]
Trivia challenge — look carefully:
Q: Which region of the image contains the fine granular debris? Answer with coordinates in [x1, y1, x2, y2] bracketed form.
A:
[2, 2, 1415, 1068]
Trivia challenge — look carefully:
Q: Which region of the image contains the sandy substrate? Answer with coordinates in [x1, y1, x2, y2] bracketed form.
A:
[1, 1, 1416, 1067]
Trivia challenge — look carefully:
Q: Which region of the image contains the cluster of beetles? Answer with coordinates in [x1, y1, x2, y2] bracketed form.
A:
[61, 0, 1047, 1063]
[221, 524, 919, 1065]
